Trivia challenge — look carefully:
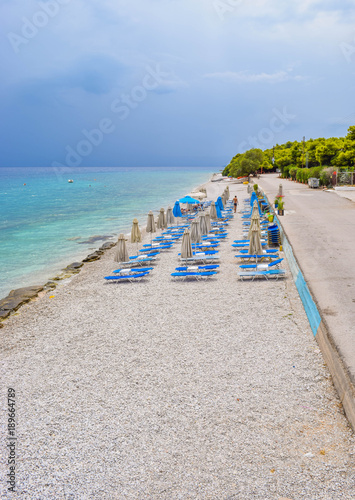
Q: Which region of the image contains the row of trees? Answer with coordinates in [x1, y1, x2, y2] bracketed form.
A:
[222, 126, 355, 178]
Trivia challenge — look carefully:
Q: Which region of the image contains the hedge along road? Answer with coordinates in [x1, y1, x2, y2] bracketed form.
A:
[260, 173, 355, 429]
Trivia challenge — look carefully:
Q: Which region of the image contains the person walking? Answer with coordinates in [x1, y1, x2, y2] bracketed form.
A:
[233, 195, 238, 213]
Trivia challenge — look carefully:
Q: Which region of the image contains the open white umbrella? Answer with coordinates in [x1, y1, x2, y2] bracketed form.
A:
[210, 202, 217, 220]
[157, 208, 167, 229]
[199, 213, 208, 235]
[114, 233, 129, 263]
[166, 206, 174, 226]
[146, 211, 156, 243]
[190, 219, 201, 244]
[131, 218, 142, 254]
[181, 228, 193, 260]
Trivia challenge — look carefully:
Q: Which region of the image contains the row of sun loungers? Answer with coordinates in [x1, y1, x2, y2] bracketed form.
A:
[104, 194, 287, 283]
[235, 196, 286, 280]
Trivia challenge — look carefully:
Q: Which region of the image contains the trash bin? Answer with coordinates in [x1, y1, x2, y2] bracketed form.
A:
[308, 178, 319, 188]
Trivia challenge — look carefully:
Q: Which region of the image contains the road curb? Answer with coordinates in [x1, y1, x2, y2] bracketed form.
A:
[270, 209, 355, 431]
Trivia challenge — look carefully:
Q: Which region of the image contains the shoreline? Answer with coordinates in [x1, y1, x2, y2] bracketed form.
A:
[0, 174, 215, 326]
[1, 178, 353, 499]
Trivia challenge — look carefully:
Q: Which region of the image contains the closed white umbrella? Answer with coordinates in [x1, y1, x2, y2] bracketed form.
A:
[222, 191, 228, 206]
[166, 206, 174, 226]
[157, 208, 167, 229]
[131, 218, 142, 254]
[146, 211, 156, 243]
[199, 213, 208, 235]
[190, 219, 201, 244]
[181, 228, 192, 260]
[114, 233, 129, 263]
[225, 185, 230, 200]
[248, 201, 261, 238]
[248, 215, 261, 239]
[278, 184, 283, 197]
[248, 224, 263, 255]
[210, 202, 217, 220]
[205, 212, 211, 232]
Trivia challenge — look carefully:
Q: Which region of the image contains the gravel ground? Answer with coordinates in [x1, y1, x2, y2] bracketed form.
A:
[0, 181, 354, 500]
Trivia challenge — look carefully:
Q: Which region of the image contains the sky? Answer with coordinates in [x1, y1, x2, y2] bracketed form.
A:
[1, 0, 355, 168]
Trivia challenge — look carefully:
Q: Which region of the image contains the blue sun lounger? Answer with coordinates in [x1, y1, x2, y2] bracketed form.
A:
[113, 267, 154, 274]
[105, 271, 150, 282]
[232, 242, 267, 248]
[180, 253, 220, 263]
[238, 249, 278, 254]
[175, 264, 219, 271]
[202, 233, 227, 239]
[118, 255, 157, 267]
[141, 244, 172, 250]
[235, 254, 279, 262]
[192, 243, 219, 250]
[171, 270, 217, 280]
[239, 258, 283, 270]
[137, 248, 161, 255]
[238, 269, 286, 280]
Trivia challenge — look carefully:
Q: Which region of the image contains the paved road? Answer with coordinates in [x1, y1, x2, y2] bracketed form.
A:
[260, 174, 355, 391]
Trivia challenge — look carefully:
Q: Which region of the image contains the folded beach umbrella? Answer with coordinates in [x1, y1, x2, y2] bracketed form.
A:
[250, 192, 262, 216]
[210, 202, 217, 220]
[248, 224, 263, 255]
[173, 200, 183, 218]
[250, 200, 260, 219]
[146, 210, 156, 243]
[205, 212, 212, 232]
[166, 206, 175, 226]
[222, 191, 228, 205]
[181, 228, 193, 259]
[131, 218, 142, 254]
[114, 233, 129, 263]
[157, 208, 167, 229]
[199, 213, 208, 235]
[215, 203, 222, 219]
[278, 183, 283, 197]
[248, 213, 261, 239]
[190, 219, 202, 244]
[225, 185, 230, 199]
[250, 191, 258, 206]
[217, 196, 224, 210]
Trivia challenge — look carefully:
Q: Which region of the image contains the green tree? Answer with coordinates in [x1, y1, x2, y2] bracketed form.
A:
[346, 126, 355, 141]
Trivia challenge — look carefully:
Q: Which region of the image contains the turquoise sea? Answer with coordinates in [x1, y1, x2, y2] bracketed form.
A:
[0, 166, 214, 299]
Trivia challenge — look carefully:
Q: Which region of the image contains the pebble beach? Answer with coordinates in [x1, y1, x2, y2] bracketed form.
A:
[0, 179, 354, 499]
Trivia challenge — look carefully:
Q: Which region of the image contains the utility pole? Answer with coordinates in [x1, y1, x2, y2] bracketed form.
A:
[302, 136, 305, 168]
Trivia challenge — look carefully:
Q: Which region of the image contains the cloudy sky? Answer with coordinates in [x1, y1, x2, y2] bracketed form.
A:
[1, 0, 355, 168]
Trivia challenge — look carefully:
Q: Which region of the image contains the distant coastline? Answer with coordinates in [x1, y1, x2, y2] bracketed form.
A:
[0, 167, 214, 304]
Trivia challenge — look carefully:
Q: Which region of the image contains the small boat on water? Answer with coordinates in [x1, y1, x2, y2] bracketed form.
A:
[68, 179, 74, 183]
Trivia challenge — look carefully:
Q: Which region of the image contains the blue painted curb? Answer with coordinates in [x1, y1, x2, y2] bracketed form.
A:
[273, 212, 321, 336]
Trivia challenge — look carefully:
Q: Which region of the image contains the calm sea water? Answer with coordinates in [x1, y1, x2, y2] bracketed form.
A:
[0, 166, 214, 299]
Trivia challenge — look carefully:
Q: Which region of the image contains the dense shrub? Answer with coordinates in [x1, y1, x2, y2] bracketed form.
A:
[296, 169, 303, 182]
[282, 166, 290, 178]
[308, 166, 322, 179]
[290, 167, 298, 180]
[319, 166, 334, 186]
